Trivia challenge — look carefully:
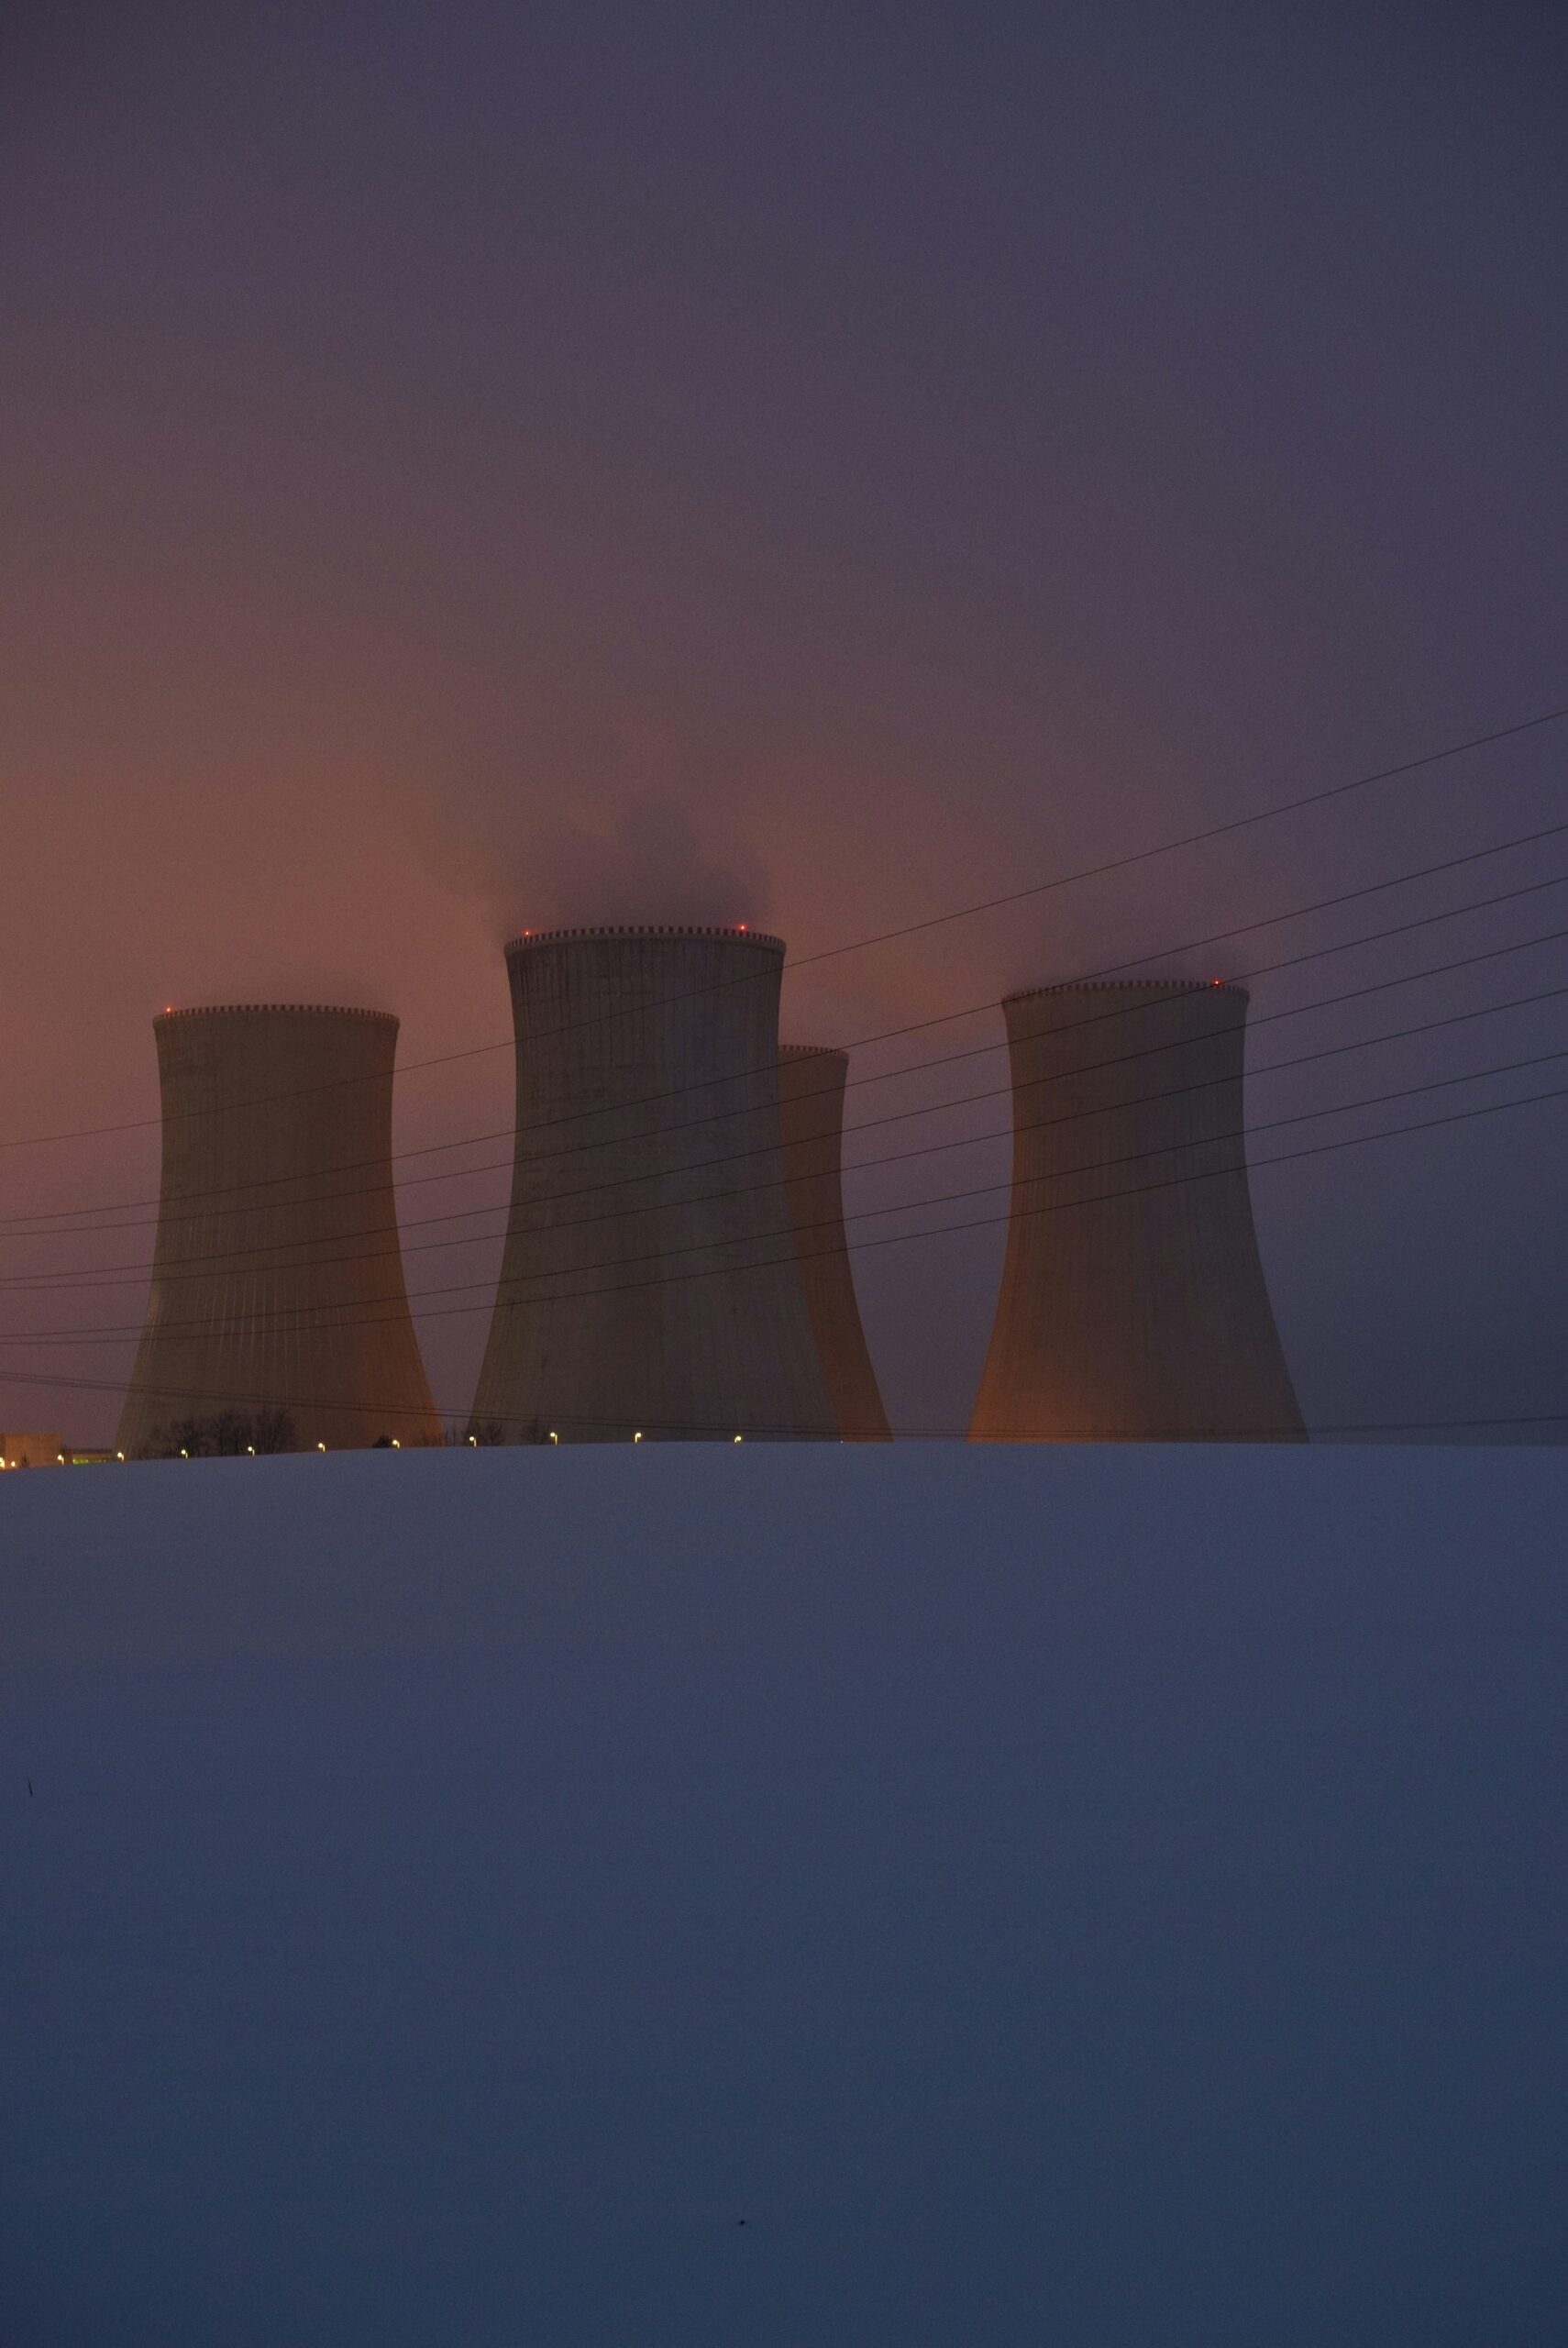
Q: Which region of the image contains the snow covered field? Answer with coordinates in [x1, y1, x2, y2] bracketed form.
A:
[3, 1444, 1564, 2345]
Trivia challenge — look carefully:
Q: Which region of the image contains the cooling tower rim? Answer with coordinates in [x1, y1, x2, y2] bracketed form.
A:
[505, 923, 785, 955]
[1004, 977, 1249, 1005]
[778, 1042, 847, 1063]
[154, 1002, 398, 1025]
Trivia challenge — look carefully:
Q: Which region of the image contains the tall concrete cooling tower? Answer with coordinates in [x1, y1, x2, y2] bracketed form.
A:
[471, 926, 836, 1443]
[777, 1046, 891, 1441]
[969, 980, 1304, 1443]
[116, 1005, 440, 1456]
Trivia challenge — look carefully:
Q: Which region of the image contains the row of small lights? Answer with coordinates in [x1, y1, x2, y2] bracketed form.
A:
[0, 1445, 127, 1465]
[5, 1433, 748, 1464]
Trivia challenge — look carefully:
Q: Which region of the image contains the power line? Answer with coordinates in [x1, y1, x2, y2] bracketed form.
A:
[5, 903, 1564, 1301]
[791, 707, 1568, 963]
[517, 1067, 1567, 1323]
[12, 1033, 1565, 1347]
[6, 849, 1566, 1255]
[4, 701, 1564, 1157]
[6, 954, 1566, 1319]
[12, 810, 1566, 1233]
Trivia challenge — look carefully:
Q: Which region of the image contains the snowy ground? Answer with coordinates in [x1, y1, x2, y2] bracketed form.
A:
[2, 1444, 1564, 2346]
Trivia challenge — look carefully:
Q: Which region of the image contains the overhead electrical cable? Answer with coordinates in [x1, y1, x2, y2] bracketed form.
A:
[5, 1076, 1567, 1453]
[8, 811, 1567, 1232]
[3, 953, 1565, 1310]
[2, 702, 1564, 1157]
[3, 850, 1565, 1254]
[3, 904, 1564, 1291]
[8, 1034, 1565, 1346]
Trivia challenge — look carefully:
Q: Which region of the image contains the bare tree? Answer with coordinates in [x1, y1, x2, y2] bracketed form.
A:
[144, 1409, 296, 1459]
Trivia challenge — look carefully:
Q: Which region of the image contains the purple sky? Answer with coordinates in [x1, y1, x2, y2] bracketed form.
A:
[2, 0, 1564, 1439]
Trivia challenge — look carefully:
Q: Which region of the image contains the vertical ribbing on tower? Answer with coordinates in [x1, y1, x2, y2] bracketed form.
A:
[968, 980, 1304, 1442]
[777, 1045, 891, 1441]
[116, 1004, 440, 1455]
[471, 926, 836, 1442]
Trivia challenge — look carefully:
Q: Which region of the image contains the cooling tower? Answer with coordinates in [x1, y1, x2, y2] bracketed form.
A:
[116, 1005, 441, 1456]
[471, 926, 836, 1443]
[969, 980, 1304, 1442]
[777, 1046, 891, 1441]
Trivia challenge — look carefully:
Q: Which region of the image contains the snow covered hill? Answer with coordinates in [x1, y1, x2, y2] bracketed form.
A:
[3, 1445, 1564, 2345]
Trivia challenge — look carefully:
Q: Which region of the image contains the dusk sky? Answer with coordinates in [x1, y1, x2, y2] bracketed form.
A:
[2, 0, 1564, 1440]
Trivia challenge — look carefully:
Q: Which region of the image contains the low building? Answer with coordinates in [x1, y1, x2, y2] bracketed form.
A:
[0, 1433, 64, 1468]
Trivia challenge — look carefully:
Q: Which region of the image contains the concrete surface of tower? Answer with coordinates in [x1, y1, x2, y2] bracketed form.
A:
[969, 980, 1304, 1442]
[776, 1046, 891, 1441]
[116, 1005, 441, 1456]
[473, 926, 837, 1443]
